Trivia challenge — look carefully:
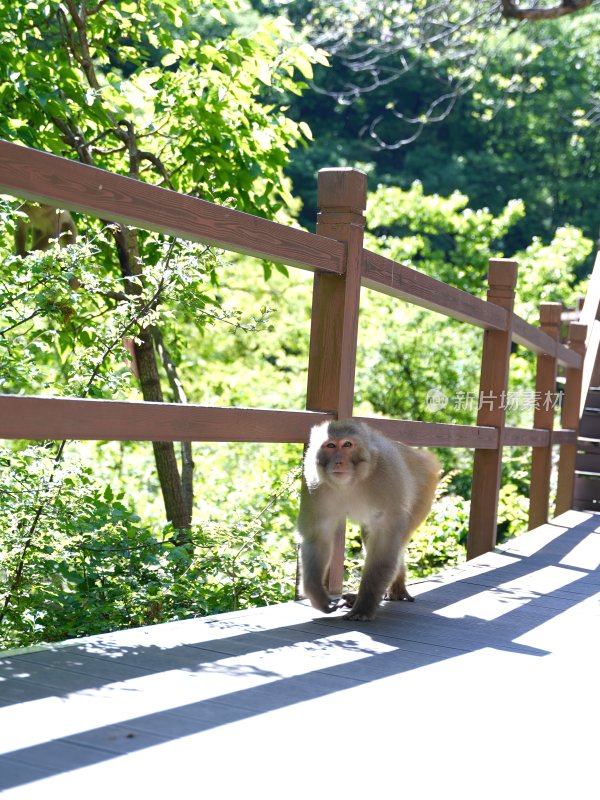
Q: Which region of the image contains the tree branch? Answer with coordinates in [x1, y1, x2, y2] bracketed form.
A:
[151, 325, 194, 521]
[501, 0, 595, 20]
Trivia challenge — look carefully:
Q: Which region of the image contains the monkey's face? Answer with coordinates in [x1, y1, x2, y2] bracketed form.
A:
[317, 437, 361, 486]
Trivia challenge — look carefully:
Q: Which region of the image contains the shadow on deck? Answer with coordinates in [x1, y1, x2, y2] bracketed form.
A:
[1, 509, 599, 799]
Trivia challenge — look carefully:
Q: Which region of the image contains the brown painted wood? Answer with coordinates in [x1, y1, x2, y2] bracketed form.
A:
[361, 250, 507, 331]
[582, 389, 600, 409]
[556, 323, 587, 514]
[353, 417, 498, 448]
[468, 259, 518, 560]
[305, 168, 368, 596]
[512, 315, 581, 368]
[0, 396, 333, 443]
[578, 411, 600, 438]
[555, 341, 583, 369]
[575, 452, 600, 471]
[503, 427, 551, 447]
[573, 474, 600, 501]
[512, 314, 555, 356]
[551, 429, 577, 445]
[529, 303, 561, 528]
[0, 139, 344, 274]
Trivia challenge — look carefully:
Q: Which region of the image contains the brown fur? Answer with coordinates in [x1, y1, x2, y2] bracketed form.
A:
[298, 419, 440, 620]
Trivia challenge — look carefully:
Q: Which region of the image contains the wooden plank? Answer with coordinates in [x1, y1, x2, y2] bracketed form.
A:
[0, 395, 332, 443]
[551, 429, 577, 445]
[361, 249, 508, 331]
[306, 168, 368, 595]
[353, 416, 498, 448]
[504, 427, 551, 447]
[0, 511, 598, 797]
[583, 390, 600, 409]
[573, 474, 600, 501]
[512, 314, 582, 368]
[512, 314, 556, 355]
[529, 303, 561, 528]
[556, 323, 587, 514]
[578, 411, 600, 438]
[0, 139, 344, 275]
[575, 452, 600, 472]
[306, 168, 367, 419]
[555, 341, 583, 369]
[0, 512, 600, 800]
[468, 259, 518, 559]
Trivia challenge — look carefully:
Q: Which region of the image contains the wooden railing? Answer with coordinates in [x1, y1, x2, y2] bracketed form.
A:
[0, 139, 589, 592]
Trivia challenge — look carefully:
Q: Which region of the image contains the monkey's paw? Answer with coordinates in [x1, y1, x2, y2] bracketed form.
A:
[384, 588, 415, 602]
[337, 592, 357, 609]
[343, 608, 376, 622]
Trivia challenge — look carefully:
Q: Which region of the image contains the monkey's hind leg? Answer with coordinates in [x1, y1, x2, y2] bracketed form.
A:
[384, 557, 414, 602]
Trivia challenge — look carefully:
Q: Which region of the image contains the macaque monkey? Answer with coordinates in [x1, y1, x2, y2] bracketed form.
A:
[14, 202, 77, 256]
[297, 419, 440, 621]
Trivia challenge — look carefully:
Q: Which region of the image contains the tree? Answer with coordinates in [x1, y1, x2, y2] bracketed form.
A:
[0, 0, 324, 534]
[272, 0, 599, 148]
[501, 0, 595, 20]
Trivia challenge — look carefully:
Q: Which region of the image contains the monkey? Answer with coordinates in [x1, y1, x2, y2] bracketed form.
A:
[297, 419, 440, 621]
[14, 202, 77, 257]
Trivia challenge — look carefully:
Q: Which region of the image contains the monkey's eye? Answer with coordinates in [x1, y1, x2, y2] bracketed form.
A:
[342, 440, 353, 448]
[324, 442, 336, 449]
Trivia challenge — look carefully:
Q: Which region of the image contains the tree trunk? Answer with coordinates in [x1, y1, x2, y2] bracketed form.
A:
[134, 329, 191, 531]
[116, 224, 192, 539]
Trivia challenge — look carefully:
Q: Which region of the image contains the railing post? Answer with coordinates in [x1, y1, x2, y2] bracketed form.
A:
[467, 259, 518, 560]
[555, 322, 587, 515]
[306, 167, 367, 595]
[528, 302, 562, 529]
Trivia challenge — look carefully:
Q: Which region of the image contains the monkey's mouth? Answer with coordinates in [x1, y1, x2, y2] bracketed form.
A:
[331, 470, 353, 484]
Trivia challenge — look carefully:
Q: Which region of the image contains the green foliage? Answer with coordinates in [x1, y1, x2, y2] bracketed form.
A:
[0, 0, 596, 647]
[0, 441, 298, 650]
[0, 210, 225, 400]
[407, 473, 469, 576]
[0, 0, 326, 215]
[0, 0, 325, 648]
[365, 181, 525, 294]
[286, 6, 600, 265]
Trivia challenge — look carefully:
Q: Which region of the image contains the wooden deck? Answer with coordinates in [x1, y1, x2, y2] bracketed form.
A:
[1, 509, 599, 799]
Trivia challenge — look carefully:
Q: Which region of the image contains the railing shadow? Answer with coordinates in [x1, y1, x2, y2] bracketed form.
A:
[0, 513, 599, 791]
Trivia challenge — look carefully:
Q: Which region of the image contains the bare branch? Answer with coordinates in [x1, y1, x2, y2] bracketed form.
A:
[501, 0, 595, 20]
[151, 326, 194, 519]
[301, 0, 598, 148]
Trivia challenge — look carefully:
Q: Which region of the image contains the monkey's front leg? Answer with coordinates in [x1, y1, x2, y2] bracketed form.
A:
[300, 534, 338, 614]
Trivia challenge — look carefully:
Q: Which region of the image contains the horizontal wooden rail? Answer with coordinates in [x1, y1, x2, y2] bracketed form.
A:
[0, 396, 334, 443]
[362, 252, 583, 369]
[0, 396, 503, 449]
[353, 416, 498, 448]
[361, 250, 508, 331]
[0, 144, 589, 565]
[552, 428, 578, 445]
[0, 139, 345, 275]
[512, 314, 582, 368]
[504, 427, 551, 447]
